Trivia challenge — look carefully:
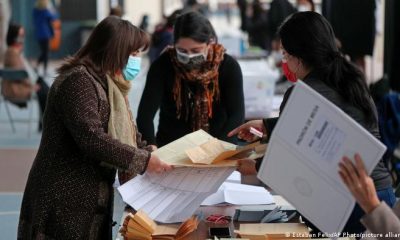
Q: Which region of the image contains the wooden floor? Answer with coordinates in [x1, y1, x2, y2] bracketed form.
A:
[0, 149, 36, 192]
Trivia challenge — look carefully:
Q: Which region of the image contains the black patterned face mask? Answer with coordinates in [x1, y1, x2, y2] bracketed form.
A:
[176, 49, 207, 68]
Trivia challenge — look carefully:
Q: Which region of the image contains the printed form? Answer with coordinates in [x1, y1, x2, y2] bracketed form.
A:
[118, 167, 235, 223]
[258, 81, 386, 234]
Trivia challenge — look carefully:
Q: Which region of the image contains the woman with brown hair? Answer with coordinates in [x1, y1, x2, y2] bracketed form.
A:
[137, 11, 245, 147]
[17, 16, 171, 239]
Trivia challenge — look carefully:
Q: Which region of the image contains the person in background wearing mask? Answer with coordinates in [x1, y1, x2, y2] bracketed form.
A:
[2, 23, 49, 131]
[137, 11, 245, 147]
[229, 12, 394, 235]
[296, 0, 315, 12]
[339, 154, 400, 239]
[18, 16, 171, 239]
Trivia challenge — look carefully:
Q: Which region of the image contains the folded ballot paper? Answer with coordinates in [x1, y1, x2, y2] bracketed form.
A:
[153, 129, 267, 167]
[120, 210, 199, 240]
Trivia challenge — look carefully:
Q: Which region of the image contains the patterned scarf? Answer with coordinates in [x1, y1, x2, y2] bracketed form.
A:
[168, 44, 225, 131]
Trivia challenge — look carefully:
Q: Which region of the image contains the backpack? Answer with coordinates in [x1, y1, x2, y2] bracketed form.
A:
[378, 93, 400, 154]
[378, 92, 400, 187]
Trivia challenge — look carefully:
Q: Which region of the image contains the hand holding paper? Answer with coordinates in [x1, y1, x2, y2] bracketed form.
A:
[146, 154, 173, 173]
[228, 120, 266, 142]
[338, 154, 380, 214]
[257, 81, 387, 234]
[153, 130, 267, 167]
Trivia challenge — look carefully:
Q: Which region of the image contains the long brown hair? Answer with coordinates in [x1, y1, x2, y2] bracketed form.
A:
[58, 16, 149, 76]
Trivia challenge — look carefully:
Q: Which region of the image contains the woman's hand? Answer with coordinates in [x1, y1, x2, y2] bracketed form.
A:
[146, 153, 173, 174]
[227, 120, 266, 142]
[237, 159, 257, 175]
[149, 145, 158, 151]
[338, 154, 380, 214]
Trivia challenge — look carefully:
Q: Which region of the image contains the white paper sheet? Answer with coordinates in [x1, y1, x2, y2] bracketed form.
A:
[226, 171, 241, 184]
[118, 167, 235, 223]
[201, 182, 275, 206]
[257, 81, 387, 234]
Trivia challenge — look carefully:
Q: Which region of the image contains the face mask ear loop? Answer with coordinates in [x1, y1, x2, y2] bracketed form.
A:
[293, 58, 302, 79]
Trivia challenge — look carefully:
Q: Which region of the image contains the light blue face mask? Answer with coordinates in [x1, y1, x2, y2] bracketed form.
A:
[123, 56, 141, 81]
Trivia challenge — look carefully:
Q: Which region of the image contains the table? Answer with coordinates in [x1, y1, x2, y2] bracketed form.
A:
[116, 195, 300, 240]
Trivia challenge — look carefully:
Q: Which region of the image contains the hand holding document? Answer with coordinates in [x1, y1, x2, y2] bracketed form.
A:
[154, 130, 267, 167]
[257, 81, 387, 234]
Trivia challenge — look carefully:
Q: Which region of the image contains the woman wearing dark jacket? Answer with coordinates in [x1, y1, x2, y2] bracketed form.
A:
[229, 12, 394, 234]
[18, 16, 171, 239]
[137, 11, 245, 147]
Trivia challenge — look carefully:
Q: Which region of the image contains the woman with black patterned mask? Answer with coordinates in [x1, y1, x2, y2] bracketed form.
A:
[137, 11, 245, 147]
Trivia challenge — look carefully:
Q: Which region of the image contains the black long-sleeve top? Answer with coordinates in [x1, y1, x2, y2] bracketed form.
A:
[137, 52, 245, 147]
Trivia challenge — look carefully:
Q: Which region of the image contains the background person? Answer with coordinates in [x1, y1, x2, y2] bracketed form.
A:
[148, 9, 182, 63]
[32, 0, 57, 76]
[2, 23, 49, 131]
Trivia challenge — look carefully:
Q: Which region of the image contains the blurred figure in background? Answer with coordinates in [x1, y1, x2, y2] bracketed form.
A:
[296, 0, 315, 12]
[148, 9, 182, 63]
[0, 0, 11, 62]
[139, 14, 149, 32]
[2, 23, 49, 131]
[109, 5, 123, 18]
[33, 0, 57, 76]
[237, 0, 248, 31]
[322, 0, 376, 74]
[266, 0, 296, 52]
[184, 0, 208, 15]
[246, 0, 268, 50]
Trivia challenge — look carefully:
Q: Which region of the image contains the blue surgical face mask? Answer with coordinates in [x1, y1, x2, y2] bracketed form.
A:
[123, 56, 141, 81]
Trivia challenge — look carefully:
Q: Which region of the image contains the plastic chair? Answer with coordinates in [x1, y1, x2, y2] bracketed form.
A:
[0, 69, 35, 136]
